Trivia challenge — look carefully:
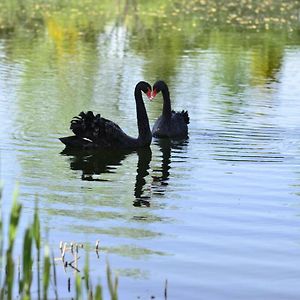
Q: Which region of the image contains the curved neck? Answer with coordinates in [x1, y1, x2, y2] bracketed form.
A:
[135, 87, 151, 145]
[161, 86, 172, 118]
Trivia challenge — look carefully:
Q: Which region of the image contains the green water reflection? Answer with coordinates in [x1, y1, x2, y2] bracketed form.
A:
[2, 28, 296, 129]
[1, 1, 300, 299]
[1, 0, 299, 89]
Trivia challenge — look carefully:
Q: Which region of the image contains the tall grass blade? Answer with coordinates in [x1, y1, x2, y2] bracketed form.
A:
[84, 251, 90, 292]
[4, 251, 14, 300]
[33, 199, 41, 300]
[43, 244, 51, 300]
[0, 186, 4, 300]
[51, 252, 58, 300]
[106, 262, 118, 300]
[106, 262, 113, 298]
[75, 273, 82, 300]
[2, 187, 22, 299]
[22, 227, 33, 299]
[32, 200, 40, 248]
[0, 186, 3, 290]
[94, 284, 103, 300]
[8, 187, 22, 251]
[114, 276, 118, 300]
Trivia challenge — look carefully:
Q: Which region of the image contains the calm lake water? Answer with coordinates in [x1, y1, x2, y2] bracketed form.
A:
[1, 22, 300, 299]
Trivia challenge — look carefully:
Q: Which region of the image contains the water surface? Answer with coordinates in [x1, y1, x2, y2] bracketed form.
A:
[1, 19, 300, 299]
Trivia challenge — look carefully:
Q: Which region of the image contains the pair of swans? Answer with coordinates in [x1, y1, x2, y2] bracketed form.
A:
[59, 80, 189, 149]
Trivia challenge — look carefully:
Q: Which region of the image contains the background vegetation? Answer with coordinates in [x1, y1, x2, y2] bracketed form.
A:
[0, 0, 299, 35]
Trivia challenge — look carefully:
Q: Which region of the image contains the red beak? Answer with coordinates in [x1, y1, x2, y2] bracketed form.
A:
[149, 89, 157, 101]
[146, 88, 152, 99]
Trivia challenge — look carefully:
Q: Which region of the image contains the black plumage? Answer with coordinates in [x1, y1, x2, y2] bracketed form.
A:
[151, 80, 189, 139]
[59, 81, 152, 149]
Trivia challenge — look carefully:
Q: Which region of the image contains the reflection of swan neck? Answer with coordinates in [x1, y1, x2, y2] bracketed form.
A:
[161, 144, 171, 181]
[134, 148, 152, 201]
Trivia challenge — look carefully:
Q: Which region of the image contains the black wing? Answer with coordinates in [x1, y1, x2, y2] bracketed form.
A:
[70, 111, 122, 142]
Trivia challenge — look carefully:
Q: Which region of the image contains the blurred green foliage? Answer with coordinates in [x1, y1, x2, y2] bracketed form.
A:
[0, 0, 299, 84]
[0, 0, 299, 35]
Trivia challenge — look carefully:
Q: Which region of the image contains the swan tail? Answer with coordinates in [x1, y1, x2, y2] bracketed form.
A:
[66, 111, 124, 148]
[70, 111, 104, 139]
[181, 110, 190, 124]
[173, 110, 190, 124]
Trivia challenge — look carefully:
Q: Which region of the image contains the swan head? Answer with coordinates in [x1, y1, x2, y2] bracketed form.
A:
[150, 80, 168, 100]
[136, 81, 152, 100]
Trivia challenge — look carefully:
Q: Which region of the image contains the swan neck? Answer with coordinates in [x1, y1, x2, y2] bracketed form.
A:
[135, 87, 152, 145]
[162, 87, 171, 117]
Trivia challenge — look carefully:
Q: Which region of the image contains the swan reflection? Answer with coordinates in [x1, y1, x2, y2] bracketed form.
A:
[61, 148, 133, 181]
[61, 139, 188, 206]
[151, 138, 188, 195]
[61, 147, 153, 206]
[133, 147, 152, 207]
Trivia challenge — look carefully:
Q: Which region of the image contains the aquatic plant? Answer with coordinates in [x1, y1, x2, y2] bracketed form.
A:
[0, 187, 118, 299]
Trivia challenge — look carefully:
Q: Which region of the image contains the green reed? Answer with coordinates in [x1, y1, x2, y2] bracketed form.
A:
[0, 188, 118, 299]
[0, 187, 3, 284]
[1, 187, 22, 300]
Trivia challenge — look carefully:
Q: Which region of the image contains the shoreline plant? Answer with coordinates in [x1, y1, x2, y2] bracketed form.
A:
[0, 187, 118, 300]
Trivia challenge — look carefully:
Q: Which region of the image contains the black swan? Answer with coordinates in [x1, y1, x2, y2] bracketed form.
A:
[151, 80, 189, 139]
[59, 81, 152, 149]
